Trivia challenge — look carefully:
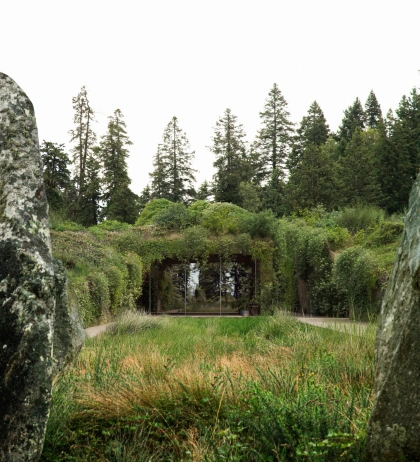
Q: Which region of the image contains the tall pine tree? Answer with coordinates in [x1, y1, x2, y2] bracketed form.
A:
[253, 83, 294, 184]
[211, 109, 250, 205]
[99, 109, 139, 223]
[395, 88, 420, 175]
[40, 141, 72, 211]
[338, 97, 366, 142]
[69, 86, 96, 195]
[288, 100, 329, 169]
[365, 90, 382, 129]
[339, 128, 380, 205]
[375, 119, 412, 213]
[150, 117, 196, 203]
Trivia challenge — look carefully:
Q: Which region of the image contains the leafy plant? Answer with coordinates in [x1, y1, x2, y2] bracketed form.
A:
[335, 205, 385, 234]
[136, 198, 173, 226]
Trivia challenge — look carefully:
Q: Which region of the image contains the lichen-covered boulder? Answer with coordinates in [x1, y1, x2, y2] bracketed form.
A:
[367, 175, 420, 461]
[52, 259, 85, 376]
[0, 73, 55, 461]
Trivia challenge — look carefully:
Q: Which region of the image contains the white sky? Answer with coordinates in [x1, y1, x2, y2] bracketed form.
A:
[3, 0, 420, 195]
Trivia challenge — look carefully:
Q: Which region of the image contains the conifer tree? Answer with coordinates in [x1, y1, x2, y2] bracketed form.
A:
[40, 141, 72, 211]
[139, 185, 152, 212]
[365, 90, 382, 129]
[150, 117, 196, 203]
[286, 139, 338, 211]
[150, 144, 170, 199]
[339, 128, 380, 205]
[261, 170, 286, 217]
[99, 109, 139, 223]
[288, 101, 329, 170]
[75, 147, 102, 226]
[69, 86, 96, 195]
[375, 119, 412, 213]
[211, 109, 250, 205]
[195, 180, 212, 201]
[338, 97, 366, 142]
[395, 88, 420, 171]
[253, 84, 294, 184]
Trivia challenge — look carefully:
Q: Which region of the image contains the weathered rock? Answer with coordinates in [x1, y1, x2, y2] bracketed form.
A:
[367, 176, 420, 461]
[52, 259, 85, 376]
[0, 73, 55, 461]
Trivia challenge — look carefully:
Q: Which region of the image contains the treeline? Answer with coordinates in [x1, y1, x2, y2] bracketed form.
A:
[42, 87, 139, 226]
[43, 84, 420, 224]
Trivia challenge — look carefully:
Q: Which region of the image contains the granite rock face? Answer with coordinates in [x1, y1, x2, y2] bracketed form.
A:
[0, 73, 55, 461]
[367, 175, 420, 461]
[52, 259, 85, 376]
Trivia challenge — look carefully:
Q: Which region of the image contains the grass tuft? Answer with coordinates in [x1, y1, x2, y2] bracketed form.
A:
[106, 310, 168, 336]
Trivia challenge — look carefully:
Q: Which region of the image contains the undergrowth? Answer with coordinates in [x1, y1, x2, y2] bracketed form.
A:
[42, 313, 375, 461]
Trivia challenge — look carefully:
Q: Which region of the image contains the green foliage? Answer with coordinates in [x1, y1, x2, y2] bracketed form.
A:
[364, 221, 404, 247]
[335, 204, 385, 234]
[238, 210, 276, 239]
[136, 198, 173, 226]
[52, 221, 85, 232]
[42, 315, 374, 461]
[153, 202, 190, 230]
[87, 272, 111, 319]
[105, 266, 124, 314]
[253, 83, 293, 185]
[188, 200, 210, 224]
[106, 310, 168, 335]
[51, 230, 143, 326]
[333, 246, 378, 317]
[199, 202, 251, 234]
[238, 181, 262, 213]
[211, 108, 251, 205]
[150, 116, 196, 203]
[40, 141, 72, 211]
[90, 220, 131, 232]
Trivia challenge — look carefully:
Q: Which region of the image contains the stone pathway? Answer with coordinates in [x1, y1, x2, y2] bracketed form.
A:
[294, 315, 371, 334]
[85, 323, 114, 338]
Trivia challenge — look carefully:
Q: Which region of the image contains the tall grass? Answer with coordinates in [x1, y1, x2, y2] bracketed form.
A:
[42, 313, 375, 461]
[335, 205, 385, 235]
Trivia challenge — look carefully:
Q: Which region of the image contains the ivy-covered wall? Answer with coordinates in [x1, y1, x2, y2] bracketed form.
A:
[50, 202, 403, 324]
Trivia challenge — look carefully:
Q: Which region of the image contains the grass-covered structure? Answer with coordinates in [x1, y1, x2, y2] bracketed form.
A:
[50, 200, 403, 326]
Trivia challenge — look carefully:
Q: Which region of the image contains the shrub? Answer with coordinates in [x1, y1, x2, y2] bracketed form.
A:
[124, 252, 143, 309]
[90, 220, 131, 232]
[106, 310, 167, 335]
[333, 246, 378, 317]
[364, 221, 404, 247]
[335, 205, 385, 234]
[52, 221, 85, 232]
[200, 202, 250, 234]
[188, 200, 210, 224]
[87, 272, 111, 320]
[239, 210, 276, 239]
[153, 202, 190, 230]
[105, 266, 125, 314]
[135, 198, 173, 226]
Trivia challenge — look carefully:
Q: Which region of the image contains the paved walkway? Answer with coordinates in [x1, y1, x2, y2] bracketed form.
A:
[85, 323, 114, 338]
[294, 315, 370, 334]
[85, 316, 371, 339]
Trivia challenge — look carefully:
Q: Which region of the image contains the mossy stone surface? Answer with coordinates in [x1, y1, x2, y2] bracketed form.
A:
[367, 175, 420, 461]
[0, 73, 55, 461]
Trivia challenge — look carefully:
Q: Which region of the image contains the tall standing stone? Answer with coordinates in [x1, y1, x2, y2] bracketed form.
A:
[0, 73, 55, 461]
[367, 175, 420, 461]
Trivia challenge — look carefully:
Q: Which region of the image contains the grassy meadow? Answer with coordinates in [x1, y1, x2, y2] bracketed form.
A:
[41, 313, 375, 461]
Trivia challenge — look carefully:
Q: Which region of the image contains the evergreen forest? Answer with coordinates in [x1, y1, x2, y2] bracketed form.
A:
[42, 83, 419, 325]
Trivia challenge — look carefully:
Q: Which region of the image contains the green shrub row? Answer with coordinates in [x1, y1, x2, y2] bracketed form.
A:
[51, 230, 143, 327]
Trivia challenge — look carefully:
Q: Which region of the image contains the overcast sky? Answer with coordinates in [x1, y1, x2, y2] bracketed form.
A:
[3, 0, 420, 194]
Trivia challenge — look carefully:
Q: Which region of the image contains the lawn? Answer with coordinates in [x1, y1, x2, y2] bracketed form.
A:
[41, 312, 376, 461]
